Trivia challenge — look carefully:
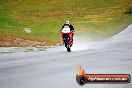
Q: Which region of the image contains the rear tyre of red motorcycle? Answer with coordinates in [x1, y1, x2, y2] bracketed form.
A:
[67, 47, 71, 52]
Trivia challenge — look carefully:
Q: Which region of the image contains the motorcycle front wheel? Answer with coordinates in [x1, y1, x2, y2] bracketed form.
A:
[67, 47, 71, 52]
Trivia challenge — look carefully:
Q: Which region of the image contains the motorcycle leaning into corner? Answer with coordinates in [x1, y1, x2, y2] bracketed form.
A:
[61, 26, 74, 52]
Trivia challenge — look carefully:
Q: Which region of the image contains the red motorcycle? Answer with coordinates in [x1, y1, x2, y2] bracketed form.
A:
[61, 27, 73, 52]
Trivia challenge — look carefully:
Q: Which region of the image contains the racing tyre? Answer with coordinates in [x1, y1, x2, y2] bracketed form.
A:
[67, 47, 71, 52]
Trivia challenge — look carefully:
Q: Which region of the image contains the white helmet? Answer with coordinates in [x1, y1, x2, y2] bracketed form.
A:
[65, 21, 70, 24]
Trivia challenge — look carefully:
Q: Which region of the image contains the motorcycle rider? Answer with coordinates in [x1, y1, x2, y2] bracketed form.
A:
[61, 21, 75, 34]
[60, 21, 75, 46]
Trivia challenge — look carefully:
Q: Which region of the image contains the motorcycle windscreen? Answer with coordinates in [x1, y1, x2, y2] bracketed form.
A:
[61, 27, 70, 33]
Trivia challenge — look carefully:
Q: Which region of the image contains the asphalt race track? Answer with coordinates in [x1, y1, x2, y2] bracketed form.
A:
[0, 25, 132, 88]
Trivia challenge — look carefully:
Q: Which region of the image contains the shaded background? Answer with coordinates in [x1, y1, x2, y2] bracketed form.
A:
[0, 0, 132, 46]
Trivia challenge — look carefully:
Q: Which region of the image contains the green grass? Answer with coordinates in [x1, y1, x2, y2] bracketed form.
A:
[0, 0, 132, 46]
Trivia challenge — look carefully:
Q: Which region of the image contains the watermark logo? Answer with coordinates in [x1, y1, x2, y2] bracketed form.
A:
[76, 66, 131, 85]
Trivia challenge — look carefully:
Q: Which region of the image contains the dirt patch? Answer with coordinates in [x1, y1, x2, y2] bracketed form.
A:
[0, 34, 60, 47]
